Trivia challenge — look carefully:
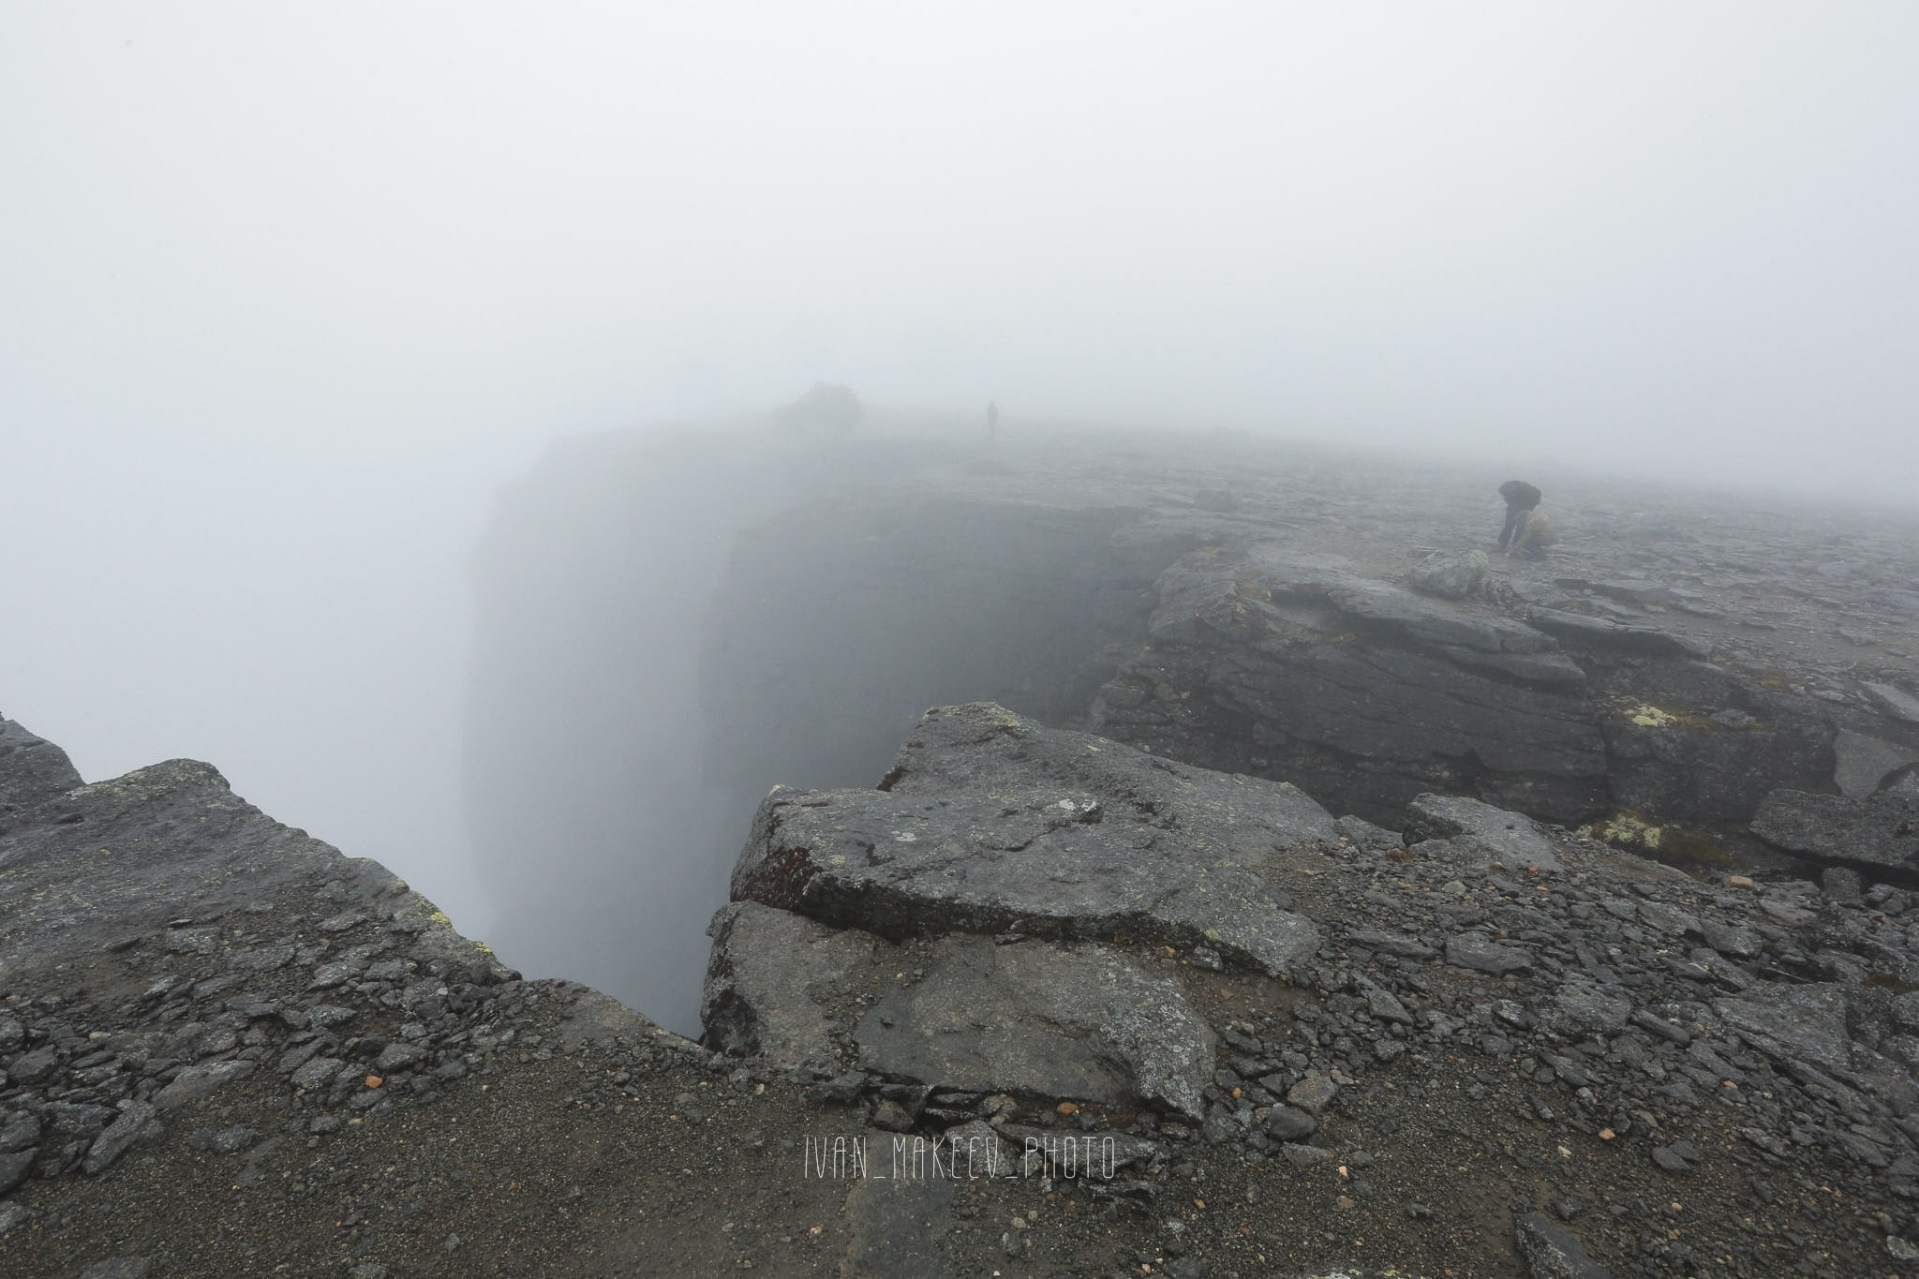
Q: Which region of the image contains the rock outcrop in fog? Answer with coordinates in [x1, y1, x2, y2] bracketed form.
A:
[20, 697, 1919, 1275]
[466, 422, 1919, 1027]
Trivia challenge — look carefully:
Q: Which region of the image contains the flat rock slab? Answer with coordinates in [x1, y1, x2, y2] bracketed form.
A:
[1446, 934, 1534, 975]
[703, 901, 1218, 1117]
[1404, 793, 1561, 872]
[1526, 607, 1713, 659]
[1750, 788, 1919, 874]
[1865, 682, 1919, 725]
[855, 935, 1215, 1117]
[1833, 729, 1919, 799]
[730, 703, 1326, 975]
[1717, 982, 1852, 1075]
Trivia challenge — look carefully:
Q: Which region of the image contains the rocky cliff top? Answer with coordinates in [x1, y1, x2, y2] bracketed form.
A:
[12, 687, 1919, 1276]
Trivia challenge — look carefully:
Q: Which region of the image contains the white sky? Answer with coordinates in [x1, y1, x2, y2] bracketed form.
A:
[3, 3, 1916, 949]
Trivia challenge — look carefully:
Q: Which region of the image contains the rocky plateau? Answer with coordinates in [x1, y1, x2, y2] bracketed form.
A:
[9, 423, 1919, 1277]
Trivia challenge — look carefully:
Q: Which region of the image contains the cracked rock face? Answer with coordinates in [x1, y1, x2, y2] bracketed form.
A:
[729, 702, 1327, 975]
[704, 904, 1221, 1118]
[855, 935, 1215, 1117]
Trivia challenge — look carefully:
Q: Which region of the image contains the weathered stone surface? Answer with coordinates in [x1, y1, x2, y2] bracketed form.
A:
[1346, 931, 1437, 960]
[1701, 920, 1762, 959]
[701, 901, 886, 1071]
[1446, 934, 1533, 976]
[1545, 982, 1632, 1037]
[1865, 682, 1919, 725]
[154, 1060, 256, 1109]
[82, 1102, 155, 1175]
[1516, 1212, 1613, 1278]
[0, 715, 82, 812]
[1750, 788, 1919, 874]
[730, 703, 1325, 975]
[1095, 547, 1613, 821]
[0, 755, 521, 992]
[854, 935, 1215, 1118]
[1525, 607, 1712, 660]
[1833, 729, 1919, 798]
[1407, 549, 1489, 600]
[1717, 983, 1852, 1074]
[1404, 794, 1561, 871]
[0, 1149, 32, 1196]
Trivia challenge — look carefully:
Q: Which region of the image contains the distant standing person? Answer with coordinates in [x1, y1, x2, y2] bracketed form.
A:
[987, 400, 999, 439]
[1497, 480, 1541, 551]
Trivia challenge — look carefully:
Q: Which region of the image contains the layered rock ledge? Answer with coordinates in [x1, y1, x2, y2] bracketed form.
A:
[16, 700, 1919, 1276]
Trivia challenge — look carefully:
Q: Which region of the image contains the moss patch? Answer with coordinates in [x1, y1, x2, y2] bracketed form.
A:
[1583, 810, 1736, 873]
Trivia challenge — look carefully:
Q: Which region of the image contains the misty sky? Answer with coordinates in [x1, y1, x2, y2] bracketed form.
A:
[4, 5, 1917, 970]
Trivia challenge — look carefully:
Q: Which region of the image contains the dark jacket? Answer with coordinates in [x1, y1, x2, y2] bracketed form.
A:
[1499, 480, 1542, 511]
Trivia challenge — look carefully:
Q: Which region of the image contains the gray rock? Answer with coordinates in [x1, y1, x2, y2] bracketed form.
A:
[1359, 979, 1414, 1025]
[1833, 729, 1919, 798]
[81, 1101, 154, 1175]
[1446, 934, 1534, 976]
[1716, 983, 1851, 1074]
[1261, 1104, 1317, 1140]
[1515, 1212, 1612, 1278]
[1407, 549, 1489, 600]
[0, 715, 83, 810]
[1864, 682, 1919, 724]
[8, 1045, 60, 1084]
[373, 1042, 426, 1073]
[1546, 982, 1632, 1036]
[1280, 1142, 1335, 1167]
[0, 1113, 40, 1154]
[317, 909, 368, 933]
[1821, 866, 1865, 904]
[1751, 789, 1919, 874]
[0, 748, 513, 1049]
[853, 933, 1216, 1118]
[1526, 607, 1712, 660]
[1701, 920, 1762, 959]
[1285, 1073, 1338, 1115]
[1335, 814, 1403, 849]
[0, 1148, 33, 1196]
[153, 1059, 256, 1109]
[1404, 794, 1561, 872]
[730, 703, 1324, 975]
[1346, 931, 1437, 960]
[701, 901, 886, 1071]
[0, 1202, 28, 1234]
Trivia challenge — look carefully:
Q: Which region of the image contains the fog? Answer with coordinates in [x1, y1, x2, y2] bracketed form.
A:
[5, 6, 1917, 1027]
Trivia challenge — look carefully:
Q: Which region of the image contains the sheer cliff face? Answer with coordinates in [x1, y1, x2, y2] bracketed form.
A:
[467, 425, 1919, 1031]
[461, 426, 1138, 1031]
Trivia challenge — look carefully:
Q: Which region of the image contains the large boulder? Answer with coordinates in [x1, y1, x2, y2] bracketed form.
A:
[1404, 793, 1561, 872]
[0, 716, 82, 814]
[702, 900, 1218, 1116]
[1407, 549, 1490, 600]
[1094, 547, 1609, 822]
[1750, 789, 1919, 875]
[728, 702, 1327, 975]
[855, 935, 1215, 1117]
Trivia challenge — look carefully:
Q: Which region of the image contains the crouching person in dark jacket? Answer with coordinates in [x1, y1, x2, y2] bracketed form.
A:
[1497, 480, 1542, 550]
